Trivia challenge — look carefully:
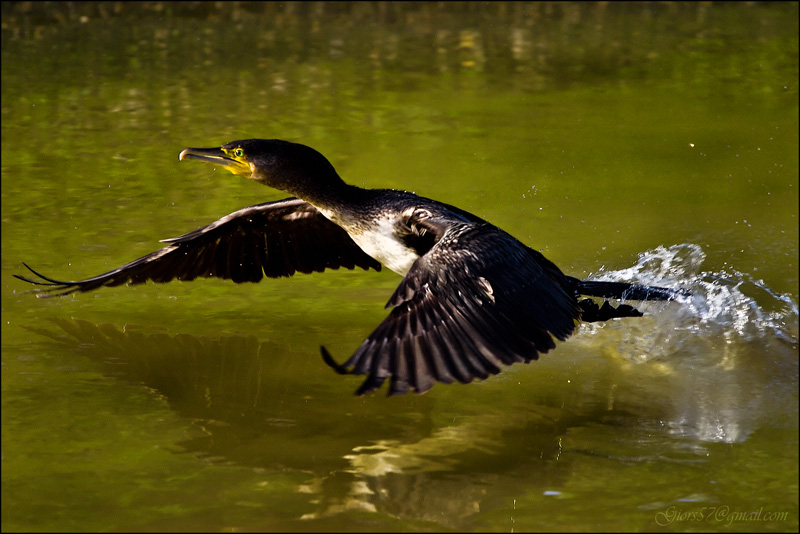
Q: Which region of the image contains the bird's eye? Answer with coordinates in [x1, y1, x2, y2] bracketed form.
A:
[233, 148, 244, 158]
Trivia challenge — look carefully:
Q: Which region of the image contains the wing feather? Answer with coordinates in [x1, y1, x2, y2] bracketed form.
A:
[15, 198, 381, 297]
[327, 222, 580, 395]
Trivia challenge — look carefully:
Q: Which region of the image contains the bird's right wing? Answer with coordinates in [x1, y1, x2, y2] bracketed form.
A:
[323, 221, 581, 396]
[15, 197, 381, 297]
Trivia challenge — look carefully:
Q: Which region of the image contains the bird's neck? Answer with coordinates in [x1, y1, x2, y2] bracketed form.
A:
[271, 174, 369, 219]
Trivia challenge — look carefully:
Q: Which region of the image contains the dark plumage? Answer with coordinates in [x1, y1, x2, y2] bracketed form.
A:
[15, 139, 683, 395]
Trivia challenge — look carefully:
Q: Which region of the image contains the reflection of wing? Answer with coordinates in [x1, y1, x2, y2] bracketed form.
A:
[15, 197, 382, 297]
[324, 222, 581, 395]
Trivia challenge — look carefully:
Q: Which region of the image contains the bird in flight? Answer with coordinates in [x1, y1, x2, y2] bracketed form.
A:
[16, 139, 683, 395]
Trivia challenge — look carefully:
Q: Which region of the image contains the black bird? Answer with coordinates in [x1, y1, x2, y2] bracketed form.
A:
[16, 139, 682, 395]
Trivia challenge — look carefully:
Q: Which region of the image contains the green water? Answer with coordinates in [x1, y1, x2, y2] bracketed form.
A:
[2, 3, 798, 532]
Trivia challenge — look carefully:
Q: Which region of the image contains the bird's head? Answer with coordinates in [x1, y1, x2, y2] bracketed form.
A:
[179, 139, 345, 199]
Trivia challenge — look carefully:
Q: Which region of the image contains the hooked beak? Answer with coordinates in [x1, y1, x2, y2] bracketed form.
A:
[179, 147, 252, 177]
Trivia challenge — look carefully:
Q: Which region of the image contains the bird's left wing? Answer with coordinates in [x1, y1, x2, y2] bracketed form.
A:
[15, 197, 381, 297]
[323, 221, 581, 395]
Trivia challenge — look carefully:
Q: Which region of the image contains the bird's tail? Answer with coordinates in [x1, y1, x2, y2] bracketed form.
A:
[568, 277, 685, 301]
[568, 277, 687, 322]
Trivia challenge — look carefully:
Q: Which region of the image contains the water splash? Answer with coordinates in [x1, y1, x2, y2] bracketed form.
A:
[577, 243, 798, 443]
[587, 243, 798, 346]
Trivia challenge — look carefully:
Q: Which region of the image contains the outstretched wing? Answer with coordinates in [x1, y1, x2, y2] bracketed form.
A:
[15, 197, 381, 297]
[323, 222, 581, 395]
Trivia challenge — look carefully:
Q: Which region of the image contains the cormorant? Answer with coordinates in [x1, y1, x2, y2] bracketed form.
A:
[16, 139, 683, 395]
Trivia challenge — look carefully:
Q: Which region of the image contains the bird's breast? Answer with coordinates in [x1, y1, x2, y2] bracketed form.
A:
[346, 216, 420, 275]
[318, 206, 419, 275]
